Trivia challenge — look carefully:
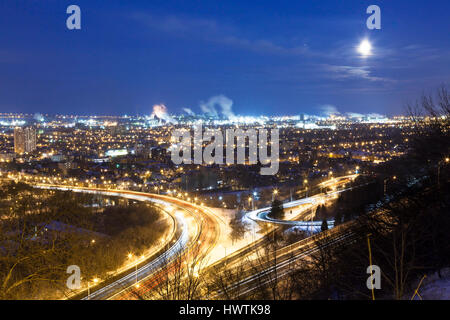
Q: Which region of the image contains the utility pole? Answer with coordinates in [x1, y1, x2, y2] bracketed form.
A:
[367, 234, 375, 301]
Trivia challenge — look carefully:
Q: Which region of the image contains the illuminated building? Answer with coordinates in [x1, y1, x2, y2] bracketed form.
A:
[14, 126, 37, 154]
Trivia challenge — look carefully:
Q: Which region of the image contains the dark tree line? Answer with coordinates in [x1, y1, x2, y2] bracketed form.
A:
[297, 86, 450, 299]
[0, 182, 168, 299]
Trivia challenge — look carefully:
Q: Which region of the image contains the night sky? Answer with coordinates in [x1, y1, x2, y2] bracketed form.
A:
[0, 0, 449, 116]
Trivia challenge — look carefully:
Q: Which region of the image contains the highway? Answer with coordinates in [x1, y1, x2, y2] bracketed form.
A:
[34, 184, 222, 300]
[209, 180, 385, 299]
[209, 221, 359, 299]
[205, 175, 366, 298]
[32, 174, 360, 300]
[245, 174, 358, 231]
[114, 201, 220, 300]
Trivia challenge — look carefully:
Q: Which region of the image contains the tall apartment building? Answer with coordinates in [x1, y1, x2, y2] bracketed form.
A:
[14, 126, 37, 154]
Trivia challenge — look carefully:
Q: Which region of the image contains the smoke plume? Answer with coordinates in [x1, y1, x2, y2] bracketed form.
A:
[151, 104, 177, 123]
[200, 95, 235, 119]
[320, 104, 340, 117]
[183, 108, 195, 116]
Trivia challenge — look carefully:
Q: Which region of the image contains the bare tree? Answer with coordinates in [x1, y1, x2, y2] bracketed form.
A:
[205, 262, 248, 300]
[148, 245, 207, 300]
[407, 85, 450, 166]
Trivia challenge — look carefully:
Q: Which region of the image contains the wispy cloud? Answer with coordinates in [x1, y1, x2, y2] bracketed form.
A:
[131, 13, 311, 56]
[323, 64, 394, 83]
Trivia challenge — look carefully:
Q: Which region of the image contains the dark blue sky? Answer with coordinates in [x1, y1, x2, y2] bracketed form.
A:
[0, 0, 449, 116]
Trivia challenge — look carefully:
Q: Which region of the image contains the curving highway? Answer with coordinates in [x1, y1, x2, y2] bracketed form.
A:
[245, 174, 359, 231]
[34, 184, 221, 300]
[32, 174, 360, 300]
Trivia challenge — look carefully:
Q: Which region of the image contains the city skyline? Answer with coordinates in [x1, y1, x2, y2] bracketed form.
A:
[1, 1, 450, 304]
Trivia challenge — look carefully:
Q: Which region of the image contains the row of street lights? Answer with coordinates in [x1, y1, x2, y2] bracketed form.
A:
[83, 177, 331, 300]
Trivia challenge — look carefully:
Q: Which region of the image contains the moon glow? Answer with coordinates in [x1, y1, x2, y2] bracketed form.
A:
[358, 39, 372, 57]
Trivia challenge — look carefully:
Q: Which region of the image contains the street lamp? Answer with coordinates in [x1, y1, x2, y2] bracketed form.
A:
[304, 179, 308, 198]
[136, 255, 145, 285]
[248, 196, 254, 211]
[220, 244, 227, 264]
[128, 253, 143, 286]
[438, 157, 449, 188]
[383, 176, 397, 196]
[272, 189, 278, 202]
[87, 277, 99, 300]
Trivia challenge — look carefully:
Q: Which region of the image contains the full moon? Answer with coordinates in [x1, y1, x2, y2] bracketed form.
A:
[357, 39, 372, 57]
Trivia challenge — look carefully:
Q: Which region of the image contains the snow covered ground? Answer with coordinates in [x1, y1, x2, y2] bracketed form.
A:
[201, 207, 264, 266]
[202, 202, 313, 266]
